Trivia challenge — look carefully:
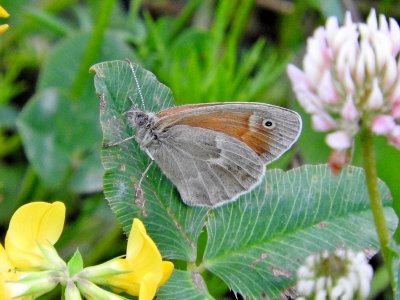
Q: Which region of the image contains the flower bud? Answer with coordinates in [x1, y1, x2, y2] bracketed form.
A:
[383, 56, 397, 90]
[365, 78, 384, 110]
[367, 9, 378, 30]
[389, 18, 400, 55]
[341, 94, 359, 121]
[379, 14, 389, 34]
[329, 150, 351, 175]
[7, 271, 59, 299]
[77, 279, 125, 300]
[372, 115, 396, 135]
[391, 102, 400, 118]
[326, 131, 352, 150]
[312, 114, 337, 132]
[389, 126, 400, 149]
[360, 41, 376, 76]
[64, 281, 82, 300]
[318, 70, 338, 104]
[78, 259, 128, 283]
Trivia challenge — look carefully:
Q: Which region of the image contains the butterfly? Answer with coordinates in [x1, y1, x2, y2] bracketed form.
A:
[108, 61, 302, 207]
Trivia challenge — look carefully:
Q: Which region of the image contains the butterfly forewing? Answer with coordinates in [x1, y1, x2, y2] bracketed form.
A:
[155, 102, 302, 164]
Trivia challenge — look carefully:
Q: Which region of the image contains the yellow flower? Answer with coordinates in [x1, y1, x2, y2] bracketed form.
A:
[84, 219, 173, 300]
[0, 6, 9, 34]
[4, 201, 66, 270]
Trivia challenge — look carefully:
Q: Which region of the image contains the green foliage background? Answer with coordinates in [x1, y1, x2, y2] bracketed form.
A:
[1, 0, 400, 299]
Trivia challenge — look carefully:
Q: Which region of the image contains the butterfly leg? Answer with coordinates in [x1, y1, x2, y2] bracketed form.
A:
[134, 160, 154, 202]
[104, 135, 136, 147]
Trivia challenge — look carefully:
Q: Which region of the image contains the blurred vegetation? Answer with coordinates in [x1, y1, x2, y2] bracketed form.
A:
[1, 0, 400, 299]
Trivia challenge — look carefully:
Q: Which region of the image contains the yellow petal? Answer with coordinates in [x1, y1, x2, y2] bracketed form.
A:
[0, 244, 13, 272]
[158, 261, 174, 286]
[0, 6, 9, 18]
[139, 273, 159, 300]
[126, 219, 163, 279]
[5, 201, 66, 269]
[0, 24, 9, 34]
[105, 219, 174, 297]
[0, 273, 11, 300]
[7, 201, 65, 247]
[106, 259, 141, 294]
[4, 239, 43, 269]
[126, 219, 147, 260]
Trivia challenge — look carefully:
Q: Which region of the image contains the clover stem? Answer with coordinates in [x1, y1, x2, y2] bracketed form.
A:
[360, 125, 393, 287]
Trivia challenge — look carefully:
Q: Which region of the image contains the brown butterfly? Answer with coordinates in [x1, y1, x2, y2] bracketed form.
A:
[112, 61, 302, 207]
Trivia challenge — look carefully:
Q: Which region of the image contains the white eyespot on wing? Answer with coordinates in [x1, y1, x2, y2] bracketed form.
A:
[248, 109, 302, 164]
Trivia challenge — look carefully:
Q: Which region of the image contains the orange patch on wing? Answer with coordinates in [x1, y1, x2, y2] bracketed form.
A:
[156, 104, 211, 118]
[158, 110, 270, 156]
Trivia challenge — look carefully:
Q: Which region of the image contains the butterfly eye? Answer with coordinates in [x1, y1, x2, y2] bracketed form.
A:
[135, 113, 148, 127]
[262, 119, 276, 129]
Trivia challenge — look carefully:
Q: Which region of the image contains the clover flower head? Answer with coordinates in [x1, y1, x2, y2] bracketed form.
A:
[288, 9, 400, 151]
[296, 249, 373, 300]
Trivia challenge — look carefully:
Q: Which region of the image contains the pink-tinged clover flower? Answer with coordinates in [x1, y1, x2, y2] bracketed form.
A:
[287, 9, 400, 157]
[0, 6, 9, 34]
[81, 218, 174, 300]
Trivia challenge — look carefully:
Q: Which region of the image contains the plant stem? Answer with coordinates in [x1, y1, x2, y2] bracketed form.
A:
[360, 125, 393, 286]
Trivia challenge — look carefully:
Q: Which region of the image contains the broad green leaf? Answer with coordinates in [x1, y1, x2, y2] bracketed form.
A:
[17, 32, 134, 193]
[17, 88, 102, 191]
[0, 164, 25, 225]
[158, 270, 214, 300]
[0, 104, 18, 127]
[91, 60, 208, 261]
[203, 165, 397, 299]
[296, 105, 400, 239]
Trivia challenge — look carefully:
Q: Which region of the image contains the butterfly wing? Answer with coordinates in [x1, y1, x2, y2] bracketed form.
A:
[147, 125, 265, 207]
[156, 102, 302, 164]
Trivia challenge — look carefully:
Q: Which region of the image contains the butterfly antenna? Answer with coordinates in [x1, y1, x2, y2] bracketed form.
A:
[127, 60, 146, 110]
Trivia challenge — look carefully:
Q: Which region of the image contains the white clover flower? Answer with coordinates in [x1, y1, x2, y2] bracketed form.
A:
[296, 249, 373, 300]
[287, 9, 400, 151]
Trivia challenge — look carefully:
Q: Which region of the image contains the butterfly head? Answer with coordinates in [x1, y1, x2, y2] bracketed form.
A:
[125, 105, 159, 148]
[125, 105, 151, 128]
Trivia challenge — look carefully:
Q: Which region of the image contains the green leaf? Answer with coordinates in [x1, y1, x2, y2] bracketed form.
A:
[91, 60, 208, 261]
[17, 31, 134, 193]
[0, 164, 25, 225]
[24, 7, 73, 37]
[67, 250, 84, 276]
[17, 88, 103, 191]
[0, 104, 18, 127]
[158, 270, 214, 300]
[203, 165, 397, 299]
